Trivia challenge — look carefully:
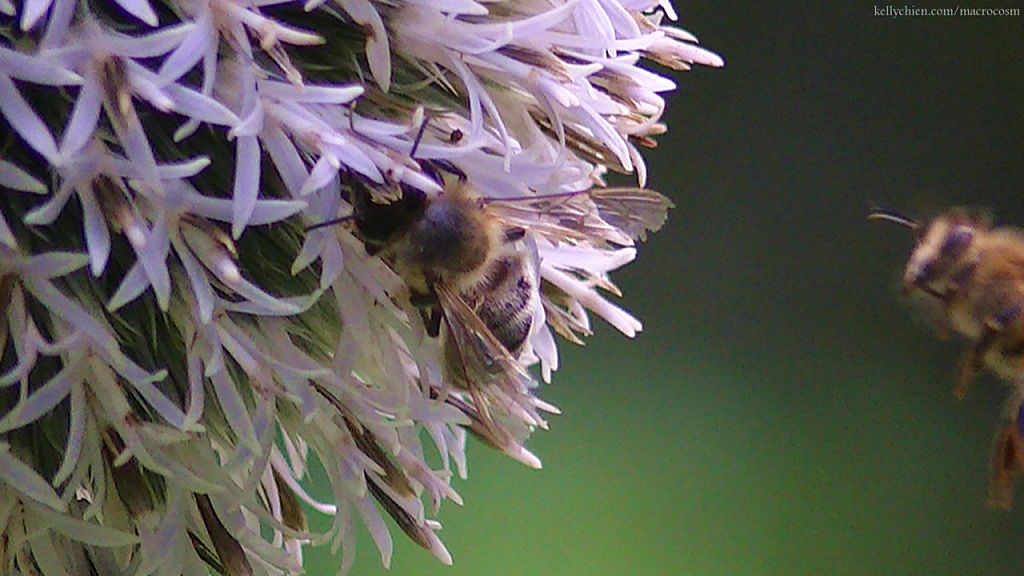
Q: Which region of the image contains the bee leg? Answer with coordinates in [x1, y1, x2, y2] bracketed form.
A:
[423, 308, 443, 337]
[935, 306, 953, 340]
[956, 328, 997, 400]
[959, 305, 1024, 397]
[987, 400, 1024, 509]
[915, 285, 953, 337]
[409, 291, 443, 337]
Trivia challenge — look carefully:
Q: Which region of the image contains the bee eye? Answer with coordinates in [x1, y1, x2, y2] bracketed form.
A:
[941, 227, 972, 257]
[914, 262, 932, 284]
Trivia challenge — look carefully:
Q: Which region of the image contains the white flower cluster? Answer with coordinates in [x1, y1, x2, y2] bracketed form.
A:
[0, 1, 720, 574]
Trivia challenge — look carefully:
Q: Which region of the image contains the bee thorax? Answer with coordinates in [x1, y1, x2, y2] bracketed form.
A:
[400, 196, 494, 278]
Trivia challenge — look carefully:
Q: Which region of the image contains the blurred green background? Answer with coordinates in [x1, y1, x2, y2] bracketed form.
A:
[309, 3, 1024, 575]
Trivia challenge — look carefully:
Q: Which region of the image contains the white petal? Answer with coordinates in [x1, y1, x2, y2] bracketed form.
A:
[103, 22, 192, 58]
[0, 211, 15, 248]
[77, 184, 111, 275]
[531, 322, 559, 382]
[291, 232, 325, 276]
[0, 441, 67, 511]
[335, 0, 390, 90]
[0, 159, 47, 193]
[157, 20, 214, 83]
[20, 0, 54, 31]
[125, 64, 175, 112]
[0, 74, 58, 163]
[298, 155, 339, 196]
[101, 347, 188, 429]
[354, 496, 393, 569]
[540, 262, 642, 337]
[225, 276, 306, 316]
[172, 235, 215, 324]
[0, 366, 71, 434]
[541, 245, 636, 273]
[231, 135, 261, 238]
[116, 118, 164, 197]
[136, 213, 172, 309]
[185, 188, 306, 225]
[157, 156, 211, 179]
[319, 233, 347, 289]
[107, 261, 149, 311]
[107, 154, 210, 180]
[114, 0, 158, 26]
[260, 81, 364, 104]
[184, 345, 207, 430]
[404, 0, 487, 15]
[163, 81, 241, 126]
[38, 0, 76, 50]
[24, 251, 89, 278]
[23, 182, 72, 225]
[594, 0, 641, 38]
[26, 502, 139, 546]
[261, 124, 309, 195]
[210, 369, 260, 451]
[52, 378, 86, 486]
[59, 73, 103, 158]
[229, 100, 265, 139]
[0, 45, 81, 85]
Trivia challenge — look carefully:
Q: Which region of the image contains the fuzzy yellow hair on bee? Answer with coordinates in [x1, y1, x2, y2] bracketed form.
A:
[871, 206, 1024, 508]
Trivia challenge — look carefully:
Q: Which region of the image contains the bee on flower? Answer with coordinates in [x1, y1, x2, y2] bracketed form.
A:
[309, 130, 674, 466]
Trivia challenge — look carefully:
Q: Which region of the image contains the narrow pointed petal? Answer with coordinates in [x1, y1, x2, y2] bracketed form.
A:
[231, 136, 261, 238]
[0, 159, 47, 193]
[0, 441, 67, 511]
[0, 74, 59, 163]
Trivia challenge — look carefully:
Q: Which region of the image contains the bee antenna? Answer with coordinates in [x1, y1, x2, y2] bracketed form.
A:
[480, 189, 588, 204]
[867, 207, 920, 230]
[408, 113, 467, 182]
[305, 214, 354, 232]
[409, 114, 430, 160]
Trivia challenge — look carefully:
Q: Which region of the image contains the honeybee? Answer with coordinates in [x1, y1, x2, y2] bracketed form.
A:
[309, 145, 672, 466]
[870, 206, 1024, 507]
[386, 176, 548, 460]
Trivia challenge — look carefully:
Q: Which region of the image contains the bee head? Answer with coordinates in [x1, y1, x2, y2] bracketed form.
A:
[345, 181, 427, 253]
[871, 207, 988, 296]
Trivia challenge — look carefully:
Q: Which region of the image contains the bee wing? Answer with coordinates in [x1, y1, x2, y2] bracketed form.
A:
[433, 283, 533, 395]
[490, 199, 593, 245]
[589, 187, 674, 242]
[489, 187, 673, 245]
[433, 282, 551, 437]
[432, 283, 551, 467]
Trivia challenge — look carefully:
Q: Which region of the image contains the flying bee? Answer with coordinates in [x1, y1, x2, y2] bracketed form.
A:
[869, 207, 1024, 398]
[308, 127, 672, 465]
[870, 206, 1024, 507]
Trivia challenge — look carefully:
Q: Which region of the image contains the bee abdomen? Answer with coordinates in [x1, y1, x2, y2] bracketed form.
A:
[464, 255, 536, 357]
